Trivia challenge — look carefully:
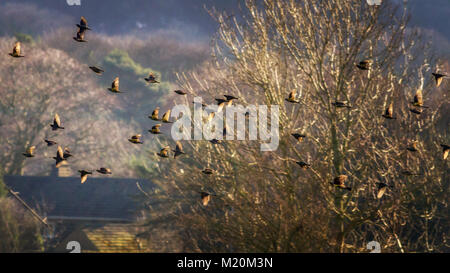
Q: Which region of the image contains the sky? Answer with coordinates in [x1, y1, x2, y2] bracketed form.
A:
[1, 0, 449, 47]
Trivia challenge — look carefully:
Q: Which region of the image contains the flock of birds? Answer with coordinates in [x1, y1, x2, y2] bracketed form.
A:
[9, 17, 450, 205]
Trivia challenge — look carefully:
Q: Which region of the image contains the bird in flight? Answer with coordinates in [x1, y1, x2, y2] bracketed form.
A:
[202, 168, 214, 175]
[96, 167, 112, 175]
[157, 146, 170, 158]
[22, 146, 35, 158]
[411, 89, 428, 108]
[382, 102, 396, 119]
[356, 59, 372, 70]
[332, 101, 352, 108]
[285, 90, 300, 103]
[89, 66, 104, 75]
[53, 146, 67, 168]
[331, 175, 352, 191]
[76, 16, 91, 31]
[292, 133, 306, 142]
[149, 107, 160, 121]
[149, 124, 162, 134]
[128, 134, 143, 144]
[174, 90, 187, 95]
[376, 182, 392, 199]
[432, 72, 447, 87]
[9, 42, 24, 58]
[210, 139, 222, 145]
[145, 72, 160, 84]
[161, 110, 172, 123]
[50, 113, 64, 131]
[296, 161, 311, 169]
[199, 191, 216, 206]
[108, 77, 124, 93]
[78, 170, 92, 184]
[173, 141, 185, 158]
[440, 144, 449, 160]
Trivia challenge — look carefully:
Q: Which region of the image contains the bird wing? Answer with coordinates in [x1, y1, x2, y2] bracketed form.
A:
[54, 113, 61, 127]
[13, 42, 21, 55]
[81, 174, 88, 184]
[27, 146, 35, 155]
[152, 108, 159, 117]
[57, 146, 64, 160]
[436, 77, 443, 87]
[80, 16, 88, 27]
[414, 89, 423, 105]
[202, 194, 211, 206]
[288, 90, 296, 100]
[77, 28, 85, 39]
[377, 186, 387, 199]
[112, 77, 119, 90]
[386, 102, 393, 116]
[162, 110, 171, 122]
[175, 141, 183, 152]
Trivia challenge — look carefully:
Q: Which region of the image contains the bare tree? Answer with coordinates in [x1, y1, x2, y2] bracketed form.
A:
[136, 0, 449, 253]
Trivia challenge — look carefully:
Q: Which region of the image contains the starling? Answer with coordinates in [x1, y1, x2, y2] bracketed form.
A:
[107, 77, 123, 93]
[157, 146, 170, 158]
[432, 73, 447, 87]
[285, 90, 300, 103]
[296, 161, 311, 169]
[376, 182, 391, 199]
[210, 139, 222, 145]
[73, 28, 87, 42]
[22, 146, 35, 158]
[89, 66, 104, 75]
[292, 133, 306, 142]
[161, 110, 172, 123]
[199, 191, 215, 206]
[441, 144, 450, 160]
[144, 72, 160, 84]
[76, 16, 91, 31]
[411, 89, 428, 108]
[173, 141, 185, 158]
[332, 101, 352, 108]
[174, 90, 187, 95]
[96, 167, 112, 174]
[382, 102, 396, 119]
[149, 124, 162, 134]
[53, 146, 66, 168]
[406, 142, 418, 152]
[202, 168, 214, 175]
[128, 134, 143, 144]
[149, 107, 160, 121]
[9, 42, 24, 58]
[44, 139, 57, 146]
[50, 113, 64, 131]
[356, 59, 372, 70]
[331, 175, 351, 191]
[78, 170, 92, 184]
